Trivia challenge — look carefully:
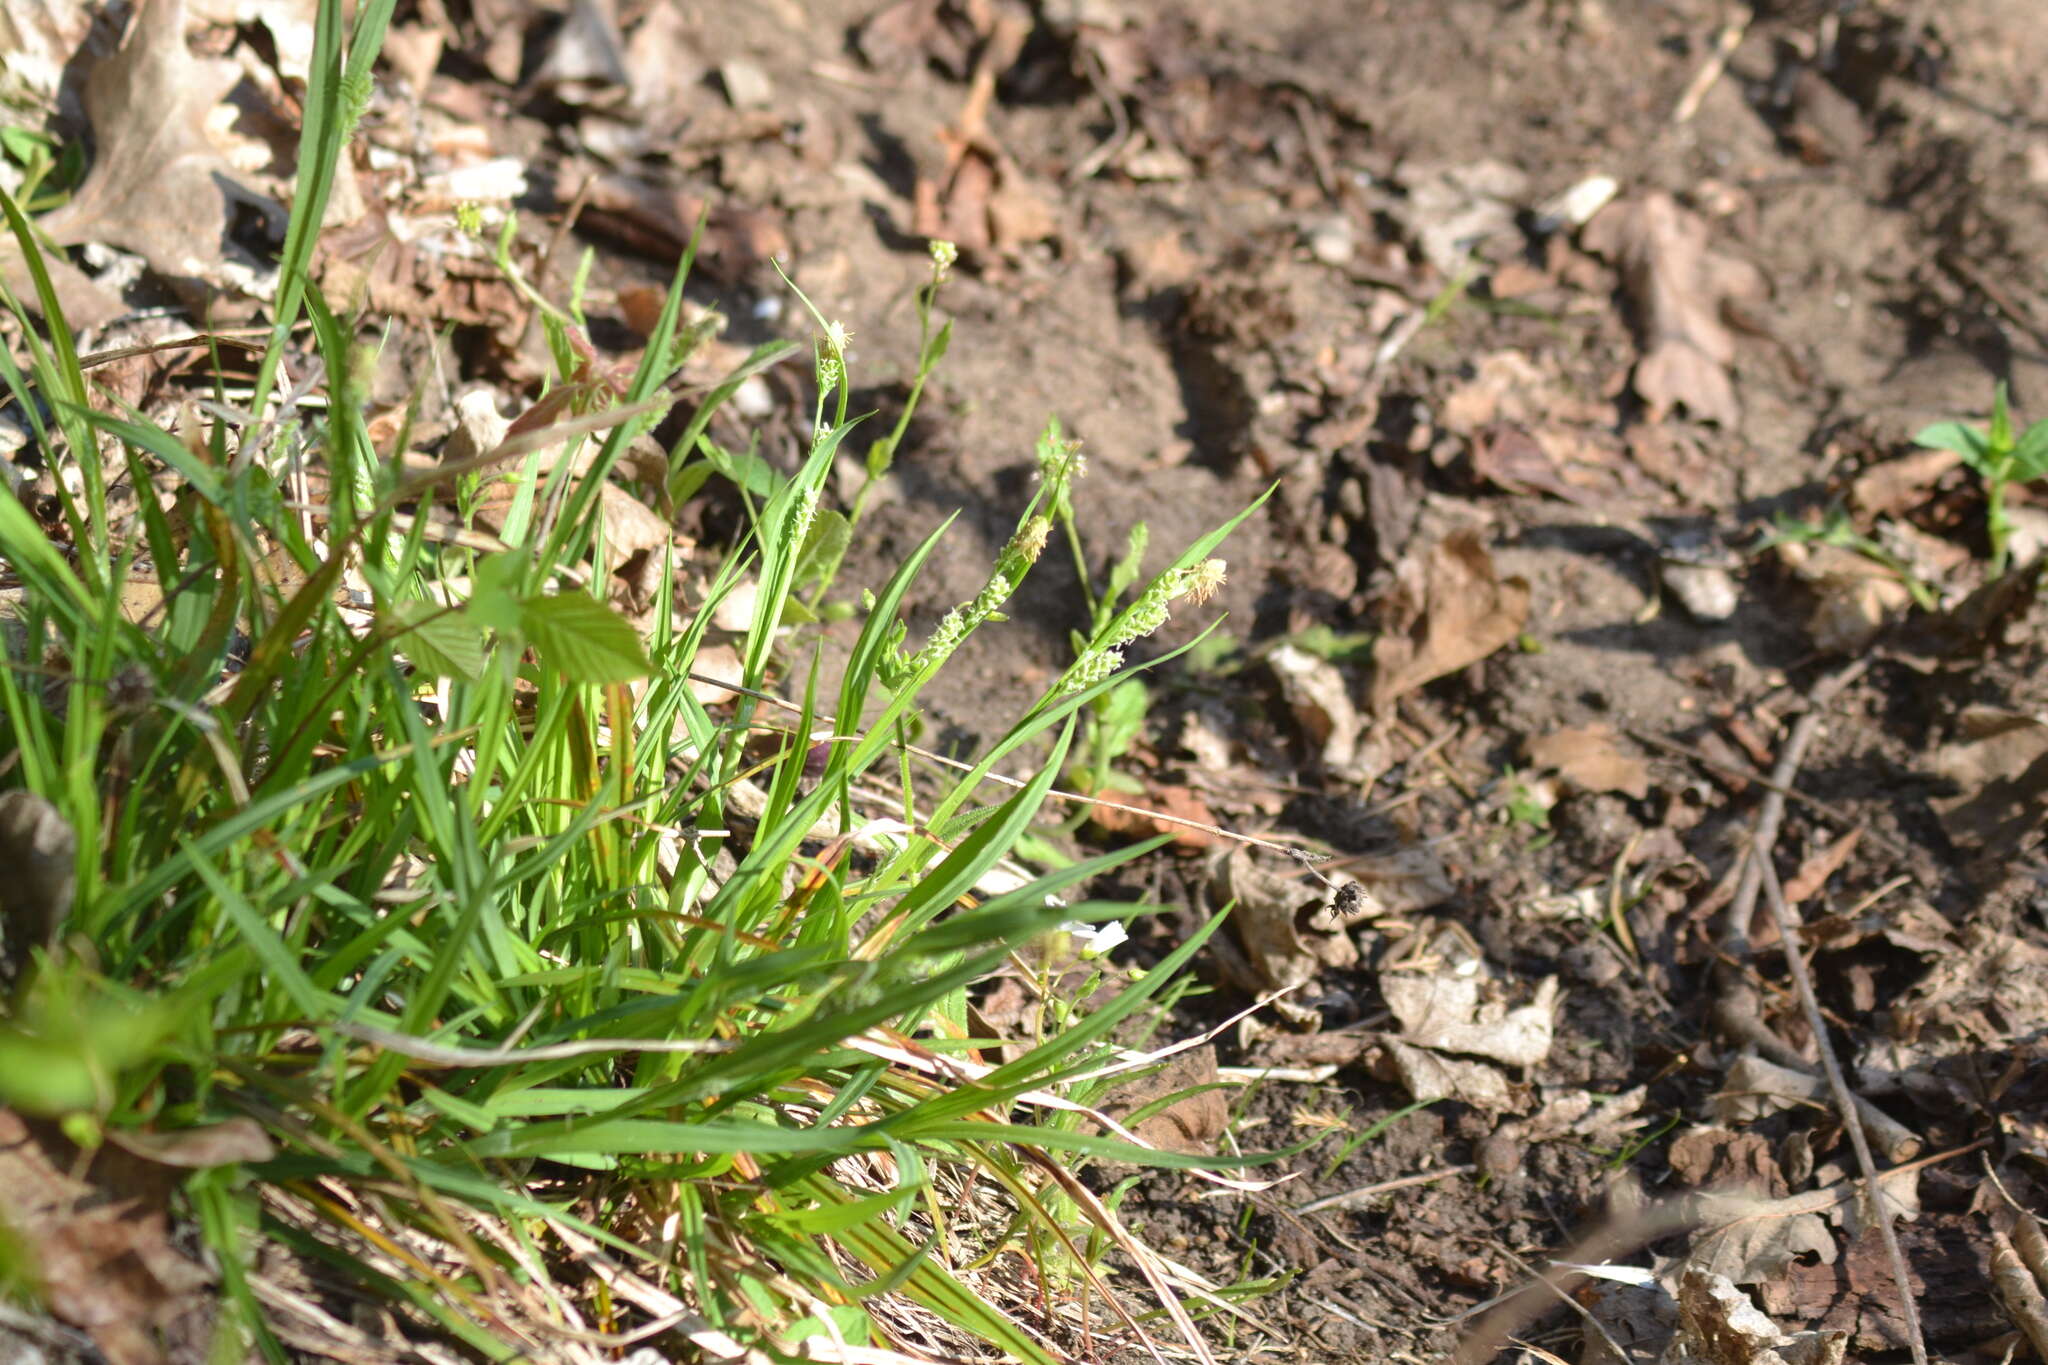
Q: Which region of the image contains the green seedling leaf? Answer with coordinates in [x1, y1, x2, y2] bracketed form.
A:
[2012, 419, 2048, 481]
[1283, 622, 1375, 663]
[700, 437, 785, 500]
[1089, 679, 1149, 765]
[1913, 418, 1992, 469]
[0, 969, 172, 1117]
[518, 593, 650, 684]
[383, 600, 487, 680]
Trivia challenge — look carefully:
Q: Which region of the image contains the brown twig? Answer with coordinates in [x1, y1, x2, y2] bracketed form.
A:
[1719, 657, 1870, 959]
[1756, 853, 1928, 1365]
[1993, 1229, 2048, 1362]
[1293, 1164, 1474, 1215]
[1627, 727, 1848, 825]
[1672, 4, 1752, 124]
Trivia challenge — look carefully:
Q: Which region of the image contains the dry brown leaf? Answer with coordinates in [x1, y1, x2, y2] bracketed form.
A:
[1525, 723, 1650, 799]
[1775, 539, 1911, 654]
[0, 1109, 214, 1365]
[1265, 642, 1366, 778]
[686, 643, 744, 707]
[1581, 192, 1767, 426]
[0, 0, 92, 107]
[34, 0, 283, 312]
[1095, 1045, 1228, 1156]
[1685, 1194, 1838, 1289]
[0, 788, 75, 961]
[1211, 848, 1366, 1019]
[1380, 973, 1559, 1067]
[104, 1118, 276, 1168]
[914, 140, 997, 254]
[1088, 781, 1220, 850]
[1849, 446, 1962, 520]
[1668, 1269, 1848, 1365]
[1781, 828, 1862, 907]
[1928, 706, 2048, 854]
[1668, 1126, 1788, 1196]
[1369, 528, 1531, 712]
[1369, 1037, 1521, 1111]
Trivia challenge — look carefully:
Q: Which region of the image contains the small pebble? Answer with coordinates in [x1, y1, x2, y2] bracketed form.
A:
[720, 59, 773, 111]
[1661, 559, 1739, 622]
[1305, 214, 1355, 266]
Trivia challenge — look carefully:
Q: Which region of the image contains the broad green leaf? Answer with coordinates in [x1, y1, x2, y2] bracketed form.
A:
[383, 601, 487, 680]
[518, 592, 650, 683]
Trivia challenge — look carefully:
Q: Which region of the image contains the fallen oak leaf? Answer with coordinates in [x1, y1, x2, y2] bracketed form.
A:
[32, 0, 284, 314]
[1525, 723, 1650, 800]
[1369, 528, 1530, 712]
[1581, 191, 1766, 426]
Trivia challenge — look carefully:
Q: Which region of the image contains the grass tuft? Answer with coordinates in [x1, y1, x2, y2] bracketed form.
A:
[0, 5, 1267, 1360]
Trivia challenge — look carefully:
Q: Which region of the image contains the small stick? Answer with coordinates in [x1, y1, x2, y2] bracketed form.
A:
[1757, 853, 1928, 1365]
[1994, 1228, 2048, 1361]
[1672, 5, 1753, 124]
[1627, 727, 1847, 823]
[1294, 1164, 1473, 1215]
[1720, 658, 1870, 959]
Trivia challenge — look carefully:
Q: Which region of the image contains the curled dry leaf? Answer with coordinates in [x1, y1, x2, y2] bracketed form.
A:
[1849, 445, 1962, 520]
[1211, 847, 1368, 1018]
[1265, 642, 1367, 779]
[1370, 1037, 1520, 1111]
[0, 788, 76, 960]
[1088, 781, 1221, 850]
[1369, 528, 1531, 712]
[1928, 706, 2048, 855]
[1774, 539, 1911, 655]
[1580, 191, 1767, 427]
[105, 1117, 276, 1168]
[1094, 1044, 1229, 1157]
[1685, 1190, 1839, 1289]
[685, 643, 744, 708]
[32, 0, 285, 314]
[1665, 1269, 1847, 1365]
[1525, 723, 1650, 800]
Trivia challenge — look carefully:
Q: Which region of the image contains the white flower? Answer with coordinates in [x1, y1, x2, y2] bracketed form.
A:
[1062, 919, 1129, 958]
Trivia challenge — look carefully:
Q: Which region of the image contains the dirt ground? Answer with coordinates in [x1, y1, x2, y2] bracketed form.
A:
[14, 0, 2048, 1360]
[663, 2, 2048, 1358]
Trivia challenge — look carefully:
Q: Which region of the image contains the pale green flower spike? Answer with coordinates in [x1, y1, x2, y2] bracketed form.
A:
[790, 486, 820, 543]
[1011, 516, 1051, 564]
[1064, 647, 1125, 695]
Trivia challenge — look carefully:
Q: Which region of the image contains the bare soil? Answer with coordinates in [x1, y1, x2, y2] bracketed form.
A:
[671, 1, 2048, 1359]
